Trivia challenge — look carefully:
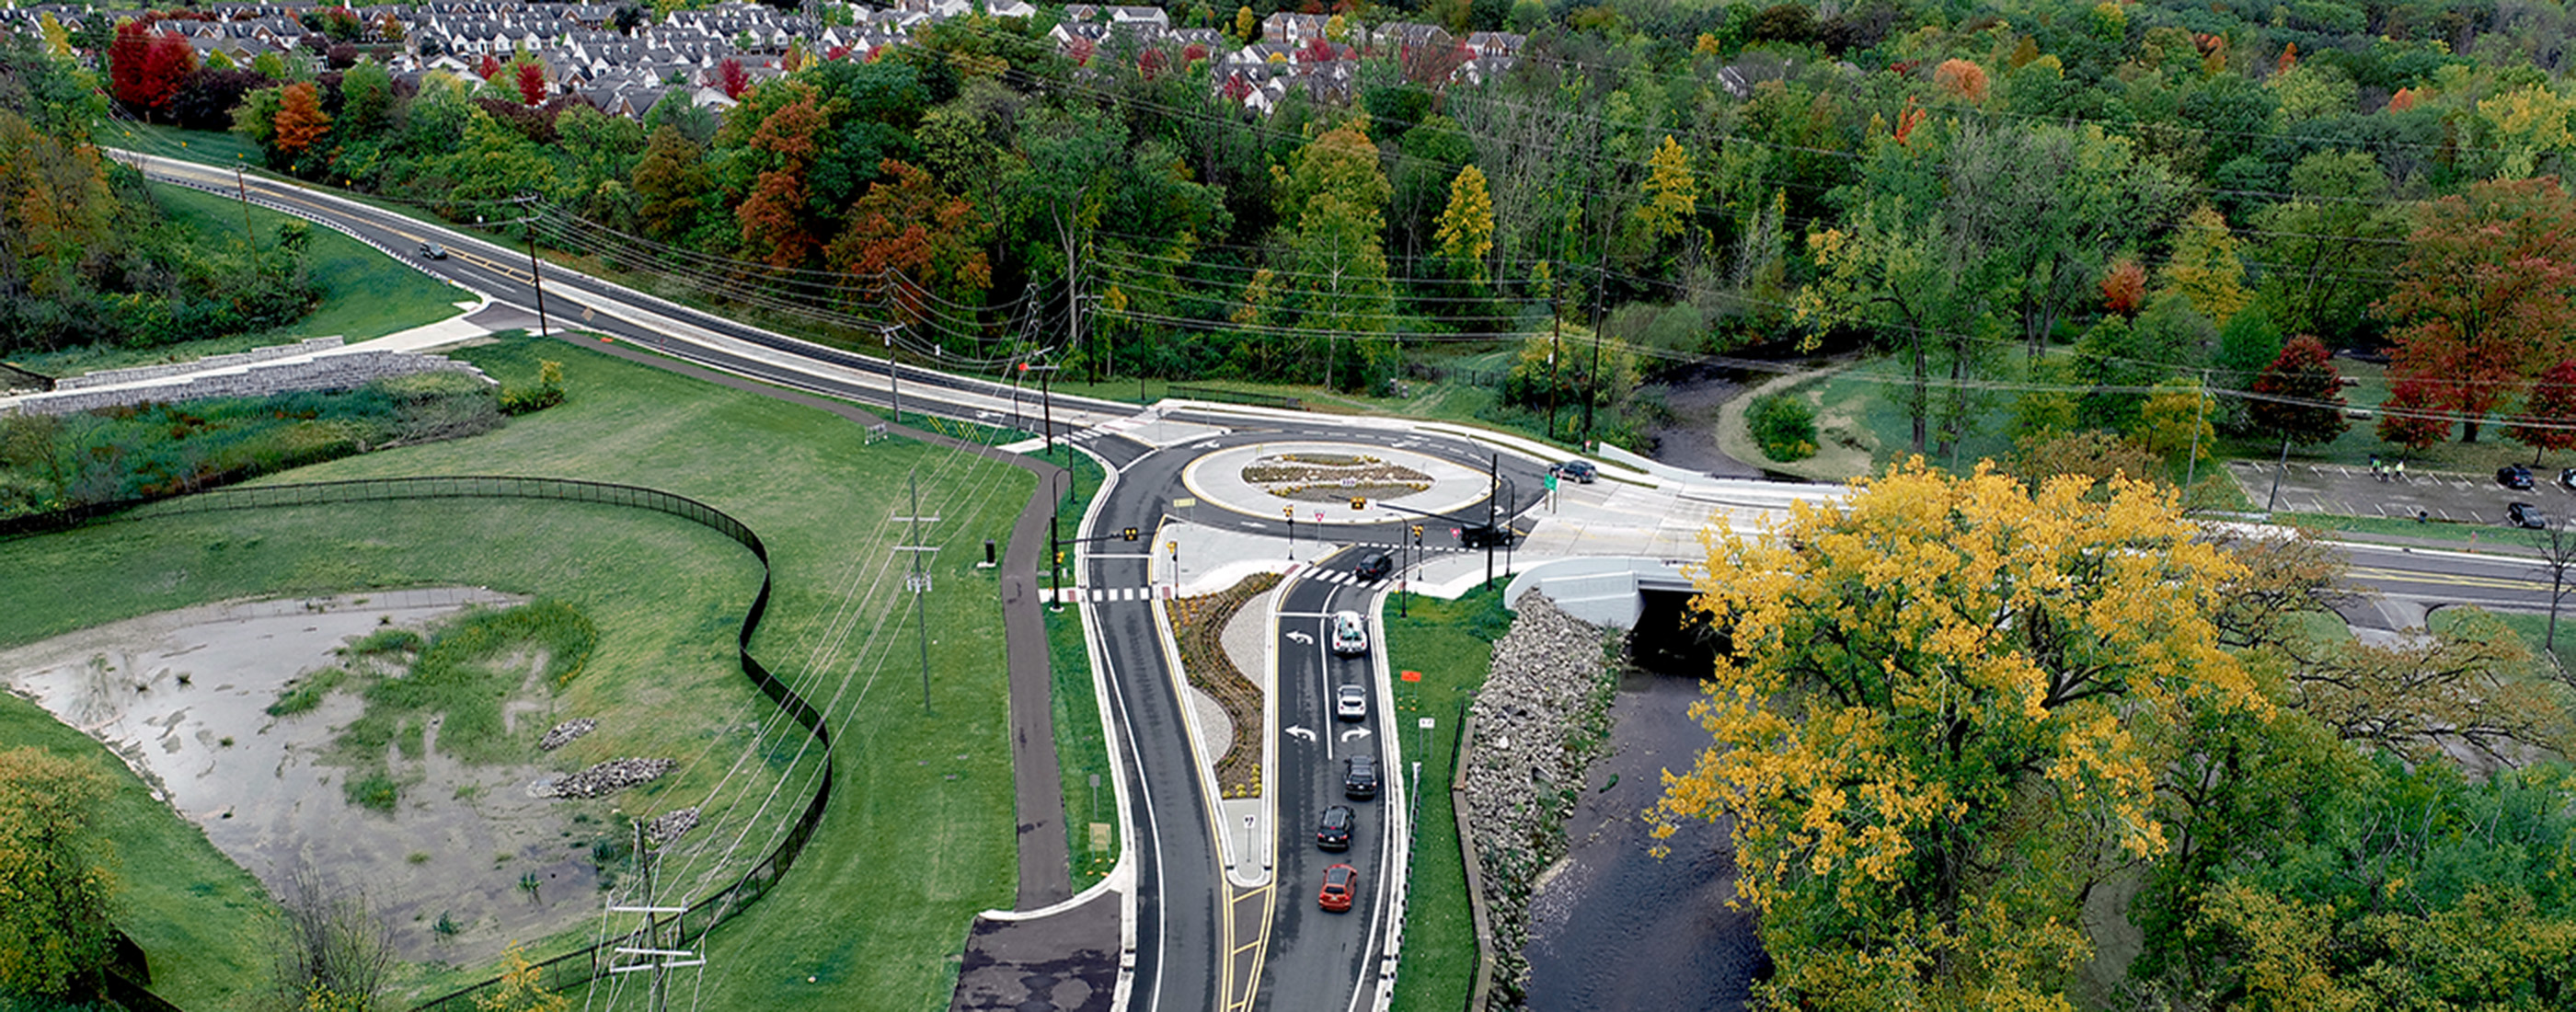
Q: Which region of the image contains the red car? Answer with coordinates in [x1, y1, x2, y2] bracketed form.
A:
[1317, 863, 1358, 913]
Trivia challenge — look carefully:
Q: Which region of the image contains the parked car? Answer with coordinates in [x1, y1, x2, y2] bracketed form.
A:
[1317, 863, 1358, 912]
[1317, 804, 1354, 850]
[417, 241, 447, 259]
[1329, 610, 1368, 656]
[2511, 501, 2550, 529]
[2559, 467, 2576, 490]
[1549, 460, 1598, 484]
[1344, 754, 1380, 799]
[1352, 551, 1392, 582]
[1335, 684, 1368, 721]
[2500, 465, 2536, 489]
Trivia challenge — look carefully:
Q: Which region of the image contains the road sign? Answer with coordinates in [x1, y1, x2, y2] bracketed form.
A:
[1399, 670, 1421, 682]
[1174, 497, 1197, 508]
[1450, 526, 1461, 538]
[1544, 474, 1558, 491]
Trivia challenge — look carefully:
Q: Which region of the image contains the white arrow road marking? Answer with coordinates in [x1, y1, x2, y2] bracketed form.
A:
[1285, 726, 1317, 742]
[1192, 440, 1222, 449]
[1285, 630, 1314, 645]
[1340, 729, 1372, 742]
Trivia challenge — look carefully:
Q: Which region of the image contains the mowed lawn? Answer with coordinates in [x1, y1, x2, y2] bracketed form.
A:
[1383, 588, 1511, 1012]
[0, 334, 1038, 1011]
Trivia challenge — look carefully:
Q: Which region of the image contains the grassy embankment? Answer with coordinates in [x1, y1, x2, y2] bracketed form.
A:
[10, 180, 468, 379]
[1037, 445, 1121, 891]
[0, 333, 1039, 1011]
[1383, 587, 1512, 1012]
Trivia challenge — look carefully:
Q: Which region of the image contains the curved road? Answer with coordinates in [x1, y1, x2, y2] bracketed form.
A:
[118, 153, 2552, 1012]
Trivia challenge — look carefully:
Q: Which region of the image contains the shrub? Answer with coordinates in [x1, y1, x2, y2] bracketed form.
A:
[1748, 392, 1819, 462]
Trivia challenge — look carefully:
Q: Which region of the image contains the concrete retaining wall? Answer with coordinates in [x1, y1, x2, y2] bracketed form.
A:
[6, 351, 493, 417]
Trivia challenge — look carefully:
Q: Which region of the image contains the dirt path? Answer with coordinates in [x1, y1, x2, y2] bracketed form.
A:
[1639, 364, 1765, 478]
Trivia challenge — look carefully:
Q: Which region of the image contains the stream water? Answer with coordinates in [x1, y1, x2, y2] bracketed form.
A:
[1522, 669, 1767, 1012]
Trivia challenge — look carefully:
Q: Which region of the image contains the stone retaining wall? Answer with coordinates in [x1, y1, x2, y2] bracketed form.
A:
[52, 337, 346, 389]
[1455, 593, 1621, 1010]
[6, 350, 493, 417]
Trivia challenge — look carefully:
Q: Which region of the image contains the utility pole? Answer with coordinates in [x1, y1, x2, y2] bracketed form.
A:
[1546, 322, 1560, 442]
[1583, 305, 1604, 447]
[883, 323, 903, 424]
[2184, 371, 2208, 497]
[233, 161, 257, 250]
[900, 470, 937, 714]
[523, 219, 550, 337]
[607, 825, 698, 1012]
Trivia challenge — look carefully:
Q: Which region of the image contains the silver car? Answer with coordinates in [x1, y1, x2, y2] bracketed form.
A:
[1335, 684, 1367, 721]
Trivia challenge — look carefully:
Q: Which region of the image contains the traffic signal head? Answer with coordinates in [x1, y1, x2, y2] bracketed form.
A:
[1121, 526, 1140, 541]
[1349, 497, 1365, 511]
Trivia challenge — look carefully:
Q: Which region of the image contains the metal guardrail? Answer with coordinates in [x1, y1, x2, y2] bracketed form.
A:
[7, 477, 832, 1012]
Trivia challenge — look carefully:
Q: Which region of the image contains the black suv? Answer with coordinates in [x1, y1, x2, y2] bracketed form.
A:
[2511, 501, 2550, 529]
[2500, 465, 2536, 489]
[1549, 460, 1597, 484]
[1352, 551, 1392, 581]
[1317, 804, 1354, 850]
[1344, 754, 1380, 799]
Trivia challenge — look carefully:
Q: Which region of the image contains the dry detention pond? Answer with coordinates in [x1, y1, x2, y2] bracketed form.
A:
[0, 588, 622, 964]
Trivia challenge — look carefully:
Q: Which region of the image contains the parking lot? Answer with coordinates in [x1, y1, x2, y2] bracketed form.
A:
[2224, 458, 2576, 527]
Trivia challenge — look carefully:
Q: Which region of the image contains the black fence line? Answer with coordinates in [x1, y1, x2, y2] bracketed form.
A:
[1167, 384, 1302, 410]
[12, 477, 833, 1012]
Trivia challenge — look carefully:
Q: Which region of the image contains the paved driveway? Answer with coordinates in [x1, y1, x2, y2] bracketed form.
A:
[2225, 458, 2576, 526]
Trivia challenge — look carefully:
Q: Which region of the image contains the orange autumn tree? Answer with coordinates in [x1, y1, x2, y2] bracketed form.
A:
[1654, 461, 2265, 1009]
[2378, 177, 2576, 443]
[733, 90, 826, 269]
[271, 81, 331, 155]
[826, 158, 992, 328]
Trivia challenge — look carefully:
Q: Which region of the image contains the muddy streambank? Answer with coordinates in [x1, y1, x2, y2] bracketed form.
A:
[0, 590, 616, 965]
[1522, 669, 1766, 1012]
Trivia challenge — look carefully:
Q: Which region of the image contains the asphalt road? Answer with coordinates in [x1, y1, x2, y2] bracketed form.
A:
[121, 153, 2559, 1011]
[1262, 549, 1397, 1012]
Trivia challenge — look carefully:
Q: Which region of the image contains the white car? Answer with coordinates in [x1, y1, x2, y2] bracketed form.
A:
[1335, 684, 1367, 721]
[1329, 610, 1368, 656]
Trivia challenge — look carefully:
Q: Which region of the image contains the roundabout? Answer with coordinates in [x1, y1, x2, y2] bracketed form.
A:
[1178, 441, 1497, 527]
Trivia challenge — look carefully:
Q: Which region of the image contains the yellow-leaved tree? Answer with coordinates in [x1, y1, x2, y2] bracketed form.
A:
[1653, 460, 2268, 1010]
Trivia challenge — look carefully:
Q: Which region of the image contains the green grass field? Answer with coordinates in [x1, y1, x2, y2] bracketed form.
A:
[0, 333, 1037, 1011]
[8, 182, 468, 379]
[1384, 587, 1512, 1012]
[1042, 449, 1121, 893]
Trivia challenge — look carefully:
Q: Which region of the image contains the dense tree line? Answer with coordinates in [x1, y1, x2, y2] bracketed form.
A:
[40, 0, 2576, 453]
[0, 35, 318, 354]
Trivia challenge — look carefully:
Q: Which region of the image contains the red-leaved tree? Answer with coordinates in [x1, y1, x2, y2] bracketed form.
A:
[109, 21, 195, 119]
[2377, 374, 2449, 457]
[2510, 359, 2576, 465]
[825, 158, 993, 327]
[718, 57, 751, 99]
[514, 60, 547, 104]
[2379, 177, 2576, 443]
[2251, 335, 2350, 449]
[734, 93, 824, 268]
[477, 52, 502, 80]
[2099, 259, 2146, 316]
